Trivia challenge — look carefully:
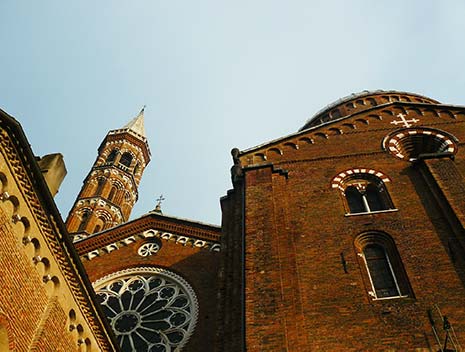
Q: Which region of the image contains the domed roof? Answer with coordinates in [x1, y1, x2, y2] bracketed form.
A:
[299, 90, 440, 131]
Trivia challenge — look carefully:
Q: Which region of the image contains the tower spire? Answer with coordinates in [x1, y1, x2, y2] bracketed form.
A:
[122, 106, 147, 137]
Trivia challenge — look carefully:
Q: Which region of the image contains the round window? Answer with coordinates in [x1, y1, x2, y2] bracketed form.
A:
[94, 267, 198, 352]
[138, 242, 161, 257]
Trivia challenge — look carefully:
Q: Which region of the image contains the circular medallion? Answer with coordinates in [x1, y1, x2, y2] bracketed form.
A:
[138, 242, 161, 257]
[94, 267, 198, 352]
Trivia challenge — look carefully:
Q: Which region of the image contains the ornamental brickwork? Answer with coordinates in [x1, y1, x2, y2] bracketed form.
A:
[66, 109, 150, 241]
[0, 108, 117, 351]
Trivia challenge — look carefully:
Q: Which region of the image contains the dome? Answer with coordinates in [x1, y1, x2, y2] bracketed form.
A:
[299, 90, 440, 131]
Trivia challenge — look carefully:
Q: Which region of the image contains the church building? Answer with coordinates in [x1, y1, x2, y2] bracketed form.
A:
[1, 90, 465, 351]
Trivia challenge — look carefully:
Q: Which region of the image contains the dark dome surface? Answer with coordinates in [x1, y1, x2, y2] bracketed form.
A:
[299, 90, 440, 131]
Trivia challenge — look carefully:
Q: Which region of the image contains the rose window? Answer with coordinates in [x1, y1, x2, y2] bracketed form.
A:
[94, 267, 198, 352]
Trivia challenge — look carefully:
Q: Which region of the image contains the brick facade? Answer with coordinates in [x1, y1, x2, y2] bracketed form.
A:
[4, 90, 465, 351]
[0, 108, 117, 351]
[220, 91, 465, 351]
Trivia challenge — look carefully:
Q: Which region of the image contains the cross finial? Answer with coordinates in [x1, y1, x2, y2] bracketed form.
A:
[154, 194, 165, 214]
[156, 194, 165, 207]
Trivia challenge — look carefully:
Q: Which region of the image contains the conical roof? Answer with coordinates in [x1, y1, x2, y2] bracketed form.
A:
[123, 107, 146, 137]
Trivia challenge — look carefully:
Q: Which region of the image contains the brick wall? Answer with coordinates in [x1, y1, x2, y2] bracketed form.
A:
[221, 101, 465, 351]
[0, 204, 79, 351]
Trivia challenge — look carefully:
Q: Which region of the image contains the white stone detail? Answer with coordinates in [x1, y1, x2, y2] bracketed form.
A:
[137, 242, 160, 257]
[390, 113, 420, 128]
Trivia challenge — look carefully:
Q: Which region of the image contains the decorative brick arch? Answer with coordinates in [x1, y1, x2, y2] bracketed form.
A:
[331, 168, 391, 191]
[382, 127, 458, 161]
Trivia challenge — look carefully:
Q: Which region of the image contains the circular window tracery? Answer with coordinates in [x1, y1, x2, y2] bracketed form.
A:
[93, 267, 198, 352]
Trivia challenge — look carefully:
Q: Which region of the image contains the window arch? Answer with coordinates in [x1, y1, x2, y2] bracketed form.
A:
[106, 149, 118, 163]
[355, 232, 412, 300]
[332, 169, 394, 214]
[119, 152, 133, 167]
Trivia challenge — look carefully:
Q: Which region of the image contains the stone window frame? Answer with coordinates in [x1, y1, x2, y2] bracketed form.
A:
[354, 232, 413, 300]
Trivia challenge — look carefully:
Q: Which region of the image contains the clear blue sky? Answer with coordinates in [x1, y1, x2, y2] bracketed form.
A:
[1, 1, 465, 225]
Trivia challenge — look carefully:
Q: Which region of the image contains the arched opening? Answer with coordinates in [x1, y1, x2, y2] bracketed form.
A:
[95, 178, 105, 196]
[355, 232, 412, 300]
[363, 244, 399, 298]
[120, 152, 133, 167]
[340, 174, 394, 214]
[77, 211, 90, 232]
[108, 186, 117, 202]
[106, 149, 118, 163]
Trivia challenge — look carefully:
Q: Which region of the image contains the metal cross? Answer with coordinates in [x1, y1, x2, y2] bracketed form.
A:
[156, 194, 165, 207]
[390, 113, 420, 128]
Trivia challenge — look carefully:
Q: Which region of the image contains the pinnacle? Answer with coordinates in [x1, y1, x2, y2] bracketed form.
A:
[122, 106, 147, 137]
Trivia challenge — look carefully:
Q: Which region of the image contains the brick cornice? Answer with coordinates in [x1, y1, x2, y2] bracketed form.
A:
[0, 108, 119, 351]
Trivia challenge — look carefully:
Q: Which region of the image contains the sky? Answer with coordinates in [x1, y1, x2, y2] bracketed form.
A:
[1, 1, 465, 225]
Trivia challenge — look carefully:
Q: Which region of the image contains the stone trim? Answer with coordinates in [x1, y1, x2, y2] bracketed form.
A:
[81, 228, 221, 261]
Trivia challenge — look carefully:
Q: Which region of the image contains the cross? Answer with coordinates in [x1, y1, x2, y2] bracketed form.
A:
[156, 194, 165, 207]
[390, 113, 420, 128]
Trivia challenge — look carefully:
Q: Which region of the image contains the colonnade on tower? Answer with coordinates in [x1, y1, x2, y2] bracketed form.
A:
[66, 108, 151, 241]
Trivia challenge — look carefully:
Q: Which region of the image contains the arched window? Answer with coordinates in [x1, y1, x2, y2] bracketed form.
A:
[355, 233, 412, 300]
[334, 172, 394, 214]
[77, 211, 90, 232]
[108, 186, 117, 202]
[345, 186, 365, 213]
[119, 152, 133, 167]
[363, 244, 400, 298]
[106, 149, 118, 163]
[95, 178, 105, 196]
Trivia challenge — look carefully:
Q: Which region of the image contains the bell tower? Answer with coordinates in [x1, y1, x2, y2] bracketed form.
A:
[66, 108, 151, 241]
